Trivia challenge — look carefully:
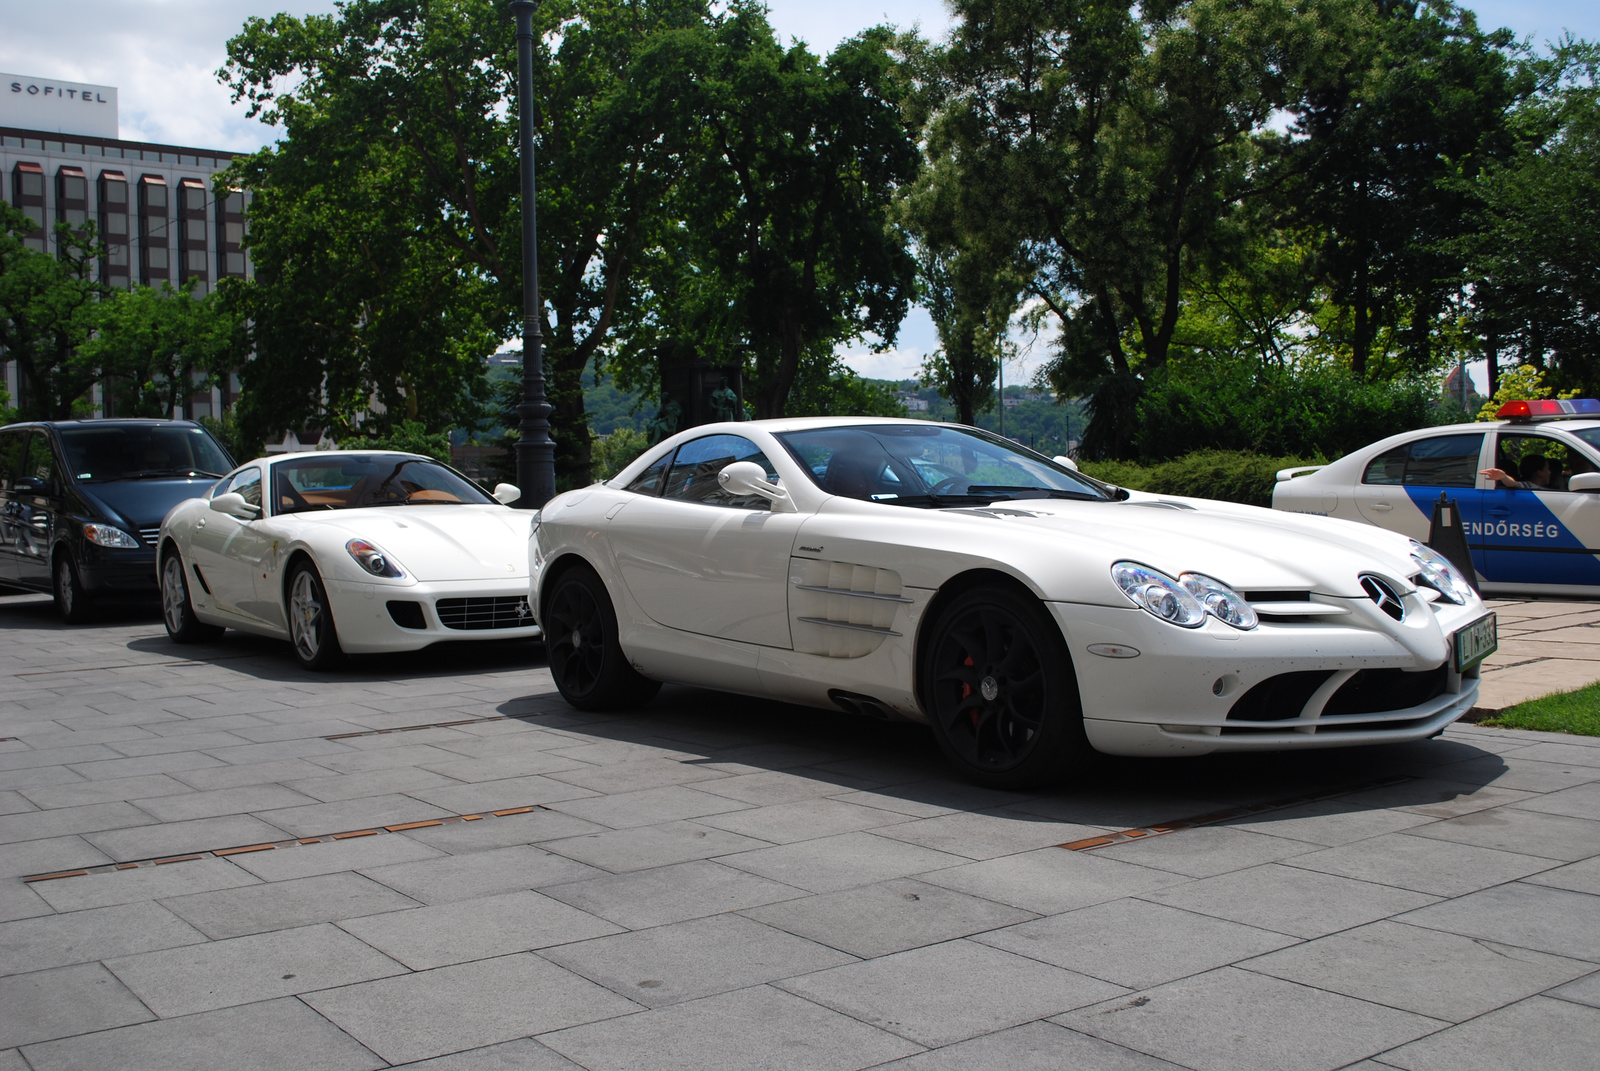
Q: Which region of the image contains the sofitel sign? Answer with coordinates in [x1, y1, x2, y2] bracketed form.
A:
[0, 72, 118, 139]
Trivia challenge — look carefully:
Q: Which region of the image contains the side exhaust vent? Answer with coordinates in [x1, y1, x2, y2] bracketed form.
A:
[828, 689, 899, 721]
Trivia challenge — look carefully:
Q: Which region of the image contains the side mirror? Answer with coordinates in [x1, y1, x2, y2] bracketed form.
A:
[493, 483, 521, 506]
[1053, 455, 1079, 472]
[210, 492, 260, 520]
[718, 461, 795, 512]
[14, 475, 51, 496]
[1570, 472, 1600, 493]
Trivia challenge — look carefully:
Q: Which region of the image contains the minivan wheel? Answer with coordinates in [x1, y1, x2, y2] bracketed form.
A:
[53, 552, 94, 624]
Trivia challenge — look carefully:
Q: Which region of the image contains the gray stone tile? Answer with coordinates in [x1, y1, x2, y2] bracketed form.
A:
[1286, 831, 1558, 896]
[253, 794, 456, 838]
[541, 983, 919, 1071]
[388, 1039, 583, 1070]
[83, 814, 290, 862]
[160, 870, 418, 938]
[1523, 856, 1600, 895]
[0, 962, 154, 1048]
[867, 1019, 1186, 1071]
[131, 783, 319, 821]
[1224, 799, 1437, 846]
[0, 879, 52, 923]
[362, 844, 601, 904]
[0, 744, 122, 771]
[304, 952, 642, 1065]
[872, 810, 1105, 860]
[695, 795, 913, 844]
[546, 757, 728, 794]
[545, 912, 852, 1007]
[201, 738, 357, 765]
[0, 901, 206, 976]
[171, 757, 336, 790]
[1376, 995, 1600, 1071]
[1092, 825, 1317, 877]
[1512, 781, 1600, 822]
[1405, 807, 1600, 862]
[0, 835, 111, 879]
[1473, 757, 1600, 794]
[545, 820, 769, 873]
[1505, 741, 1600, 768]
[402, 808, 606, 854]
[230, 831, 447, 881]
[107, 921, 406, 1016]
[338, 889, 622, 969]
[742, 878, 1033, 958]
[722, 831, 969, 893]
[1054, 967, 1444, 1071]
[695, 769, 859, 806]
[108, 731, 254, 756]
[0, 1049, 25, 1071]
[1142, 863, 1438, 939]
[20, 996, 385, 1071]
[977, 897, 1295, 989]
[283, 766, 462, 803]
[781, 938, 1123, 1048]
[548, 785, 752, 830]
[1245, 919, 1596, 1021]
[19, 774, 192, 809]
[919, 846, 1188, 915]
[1397, 883, 1600, 961]
[64, 752, 226, 780]
[31, 856, 259, 912]
[0, 801, 157, 844]
[543, 858, 805, 929]
[418, 750, 590, 782]
[1549, 970, 1600, 1010]
[0, 791, 34, 816]
[0, 765, 85, 792]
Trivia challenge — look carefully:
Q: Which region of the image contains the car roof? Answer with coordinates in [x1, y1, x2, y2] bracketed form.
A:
[1, 419, 205, 432]
[1393, 418, 1600, 436]
[241, 449, 432, 468]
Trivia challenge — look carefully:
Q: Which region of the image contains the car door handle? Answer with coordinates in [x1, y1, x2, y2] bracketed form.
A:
[196, 518, 207, 529]
[1370, 502, 1392, 512]
[1489, 508, 1511, 516]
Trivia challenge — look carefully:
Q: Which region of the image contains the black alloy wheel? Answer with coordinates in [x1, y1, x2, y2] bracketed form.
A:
[287, 561, 345, 670]
[161, 552, 224, 643]
[53, 552, 94, 624]
[543, 566, 660, 711]
[921, 585, 1089, 789]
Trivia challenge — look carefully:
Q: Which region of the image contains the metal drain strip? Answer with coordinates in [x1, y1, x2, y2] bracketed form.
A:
[1058, 775, 1415, 852]
[23, 804, 549, 882]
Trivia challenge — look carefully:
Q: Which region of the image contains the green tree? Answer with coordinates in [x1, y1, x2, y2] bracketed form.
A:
[0, 204, 106, 419]
[78, 282, 242, 420]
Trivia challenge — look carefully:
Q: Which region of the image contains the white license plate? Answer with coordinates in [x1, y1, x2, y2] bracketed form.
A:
[1453, 613, 1497, 673]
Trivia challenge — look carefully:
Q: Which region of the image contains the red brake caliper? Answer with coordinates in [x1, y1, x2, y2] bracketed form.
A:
[962, 655, 979, 727]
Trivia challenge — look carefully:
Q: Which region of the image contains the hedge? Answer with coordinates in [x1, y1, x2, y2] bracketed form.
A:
[1079, 449, 1318, 508]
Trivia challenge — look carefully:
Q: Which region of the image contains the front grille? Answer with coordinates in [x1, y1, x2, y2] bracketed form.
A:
[1227, 671, 1335, 722]
[1324, 665, 1448, 717]
[386, 600, 426, 630]
[435, 596, 532, 631]
[138, 527, 160, 547]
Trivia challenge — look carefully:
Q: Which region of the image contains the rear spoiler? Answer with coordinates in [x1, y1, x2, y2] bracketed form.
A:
[1275, 465, 1325, 483]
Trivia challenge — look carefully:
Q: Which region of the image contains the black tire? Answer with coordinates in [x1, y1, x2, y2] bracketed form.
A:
[287, 561, 344, 670]
[161, 551, 224, 643]
[543, 566, 659, 711]
[53, 551, 94, 624]
[919, 584, 1091, 790]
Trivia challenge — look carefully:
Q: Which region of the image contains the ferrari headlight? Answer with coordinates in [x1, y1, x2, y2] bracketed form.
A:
[1410, 541, 1472, 605]
[346, 539, 405, 578]
[1180, 573, 1259, 630]
[1112, 562, 1207, 628]
[83, 523, 140, 549]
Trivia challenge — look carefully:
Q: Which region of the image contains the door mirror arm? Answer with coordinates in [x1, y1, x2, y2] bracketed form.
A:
[717, 461, 796, 513]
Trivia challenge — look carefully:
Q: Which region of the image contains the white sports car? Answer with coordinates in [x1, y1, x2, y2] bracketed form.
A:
[159, 451, 539, 667]
[530, 418, 1497, 788]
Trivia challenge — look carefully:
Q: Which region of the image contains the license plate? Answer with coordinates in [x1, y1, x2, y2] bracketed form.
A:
[1453, 613, 1497, 673]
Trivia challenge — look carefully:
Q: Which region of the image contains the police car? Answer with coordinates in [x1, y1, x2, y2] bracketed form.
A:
[1272, 400, 1600, 597]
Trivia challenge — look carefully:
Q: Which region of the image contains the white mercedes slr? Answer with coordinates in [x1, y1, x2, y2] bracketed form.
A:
[530, 418, 1496, 788]
[159, 451, 539, 668]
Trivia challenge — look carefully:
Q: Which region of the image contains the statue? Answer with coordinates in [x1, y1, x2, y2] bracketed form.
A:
[710, 377, 745, 422]
[646, 399, 681, 444]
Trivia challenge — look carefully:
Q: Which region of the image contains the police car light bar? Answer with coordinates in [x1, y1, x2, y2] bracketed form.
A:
[1496, 398, 1600, 421]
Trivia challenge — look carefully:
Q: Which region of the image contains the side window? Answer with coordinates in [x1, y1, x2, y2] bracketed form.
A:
[1402, 434, 1483, 489]
[232, 468, 263, 510]
[0, 431, 24, 490]
[624, 451, 671, 496]
[1362, 445, 1408, 486]
[1497, 434, 1568, 491]
[662, 434, 777, 509]
[23, 433, 59, 491]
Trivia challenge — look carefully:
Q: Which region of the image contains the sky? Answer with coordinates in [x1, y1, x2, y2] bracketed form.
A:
[1, 0, 1593, 387]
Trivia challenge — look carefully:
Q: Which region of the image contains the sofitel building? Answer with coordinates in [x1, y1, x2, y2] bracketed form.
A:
[0, 72, 251, 420]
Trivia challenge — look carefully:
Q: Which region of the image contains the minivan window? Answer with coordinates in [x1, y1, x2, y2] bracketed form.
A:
[57, 424, 232, 482]
[23, 432, 59, 490]
[0, 431, 25, 489]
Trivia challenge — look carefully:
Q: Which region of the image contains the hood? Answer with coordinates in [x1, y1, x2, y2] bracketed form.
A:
[946, 494, 1419, 598]
[297, 505, 533, 582]
[77, 478, 218, 530]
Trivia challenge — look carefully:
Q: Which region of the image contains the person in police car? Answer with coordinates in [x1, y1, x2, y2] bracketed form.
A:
[1480, 454, 1553, 490]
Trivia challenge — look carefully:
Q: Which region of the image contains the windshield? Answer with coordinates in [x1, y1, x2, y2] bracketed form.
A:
[57, 423, 233, 482]
[272, 453, 493, 514]
[1569, 428, 1600, 454]
[776, 424, 1109, 507]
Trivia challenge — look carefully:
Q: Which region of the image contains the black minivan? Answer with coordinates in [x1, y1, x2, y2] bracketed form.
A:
[0, 420, 235, 621]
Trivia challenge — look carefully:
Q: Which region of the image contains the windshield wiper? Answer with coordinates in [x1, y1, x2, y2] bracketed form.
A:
[111, 469, 227, 480]
[962, 485, 1101, 501]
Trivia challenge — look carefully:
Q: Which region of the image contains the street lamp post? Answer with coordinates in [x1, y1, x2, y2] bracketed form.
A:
[510, 0, 556, 508]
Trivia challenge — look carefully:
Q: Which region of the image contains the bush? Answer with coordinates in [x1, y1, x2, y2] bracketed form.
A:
[352, 420, 452, 463]
[592, 427, 649, 481]
[1080, 449, 1317, 508]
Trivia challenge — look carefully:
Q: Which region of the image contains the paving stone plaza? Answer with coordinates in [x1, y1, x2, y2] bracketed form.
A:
[1, 592, 1597, 1071]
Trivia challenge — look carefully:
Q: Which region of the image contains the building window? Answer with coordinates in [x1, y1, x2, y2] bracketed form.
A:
[12, 162, 47, 251]
[139, 176, 169, 285]
[177, 178, 209, 290]
[98, 171, 131, 287]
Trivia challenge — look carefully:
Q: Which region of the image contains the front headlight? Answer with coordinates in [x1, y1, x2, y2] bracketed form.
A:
[1410, 541, 1473, 605]
[1180, 573, 1259, 630]
[1112, 562, 1207, 628]
[346, 539, 405, 578]
[83, 523, 140, 549]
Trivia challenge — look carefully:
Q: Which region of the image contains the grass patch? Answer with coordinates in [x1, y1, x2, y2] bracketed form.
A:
[1480, 680, 1600, 736]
